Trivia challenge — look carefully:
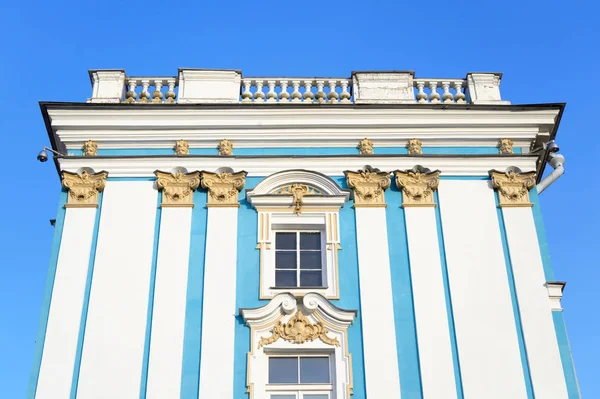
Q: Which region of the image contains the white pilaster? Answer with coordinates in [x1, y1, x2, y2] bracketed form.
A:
[36, 208, 96, 399]
[198, 207, 239, 399]
[405, 207, 457, 399]
[503, 208, 568, 398]
[146, 208, 193, 399]
[354, 207, 402, 398]
[77, 181, 158, 399]
[438, 180, 527, 398]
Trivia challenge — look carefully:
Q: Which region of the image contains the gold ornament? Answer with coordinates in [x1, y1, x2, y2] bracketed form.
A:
[258, 311, 340, 349]
[83, 140, 98, 156]
[218, 139, 233, 156]
[201, 171, 247, 207]
[489, 169, 536, 207]
[61, 170, 107, 208]
[273, 184, 322, 215]
[498, 138, 514, 154]
[357, 138, 374, 155]
[155, 170, 201, 207]
[394, 167, 440, 207]
[175, 140, 190, 155]
[407, 138, 422, 155]
[345, 169, 391, 207]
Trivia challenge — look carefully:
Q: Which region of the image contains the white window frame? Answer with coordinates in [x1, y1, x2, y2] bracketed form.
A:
[273, 231, 327, 289]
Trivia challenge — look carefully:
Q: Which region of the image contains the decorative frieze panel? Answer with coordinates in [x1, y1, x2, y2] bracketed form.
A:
[155, 170, 201, 207]
[407, 138, 423, 155]
[218, 139, 233, 156]
[201, 170, 246, 207]
[345, 168, 391, 207]
[83, 140, 98, 156]
[61, 170, 108, 208]
[358, 138, 374, 155]
[174, 140, 189, 155]
[489, 168, 536, 207]
[498, 138, 514, 154]
[258, 310, 339, 348]
[394, 166, 440, 207]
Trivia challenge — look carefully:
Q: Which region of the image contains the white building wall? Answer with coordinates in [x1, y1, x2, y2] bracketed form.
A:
[354, 207, 402, 399]
[438, 180, 527, 398]
[405, 207, 457, 399]
[76, 181, 158, 399]
[146, 207, 193, 399]
[503, 207, 568, 398]
[36, 208, 97, 399]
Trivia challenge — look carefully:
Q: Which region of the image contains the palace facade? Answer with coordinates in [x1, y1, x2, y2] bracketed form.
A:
[30, 69, 579, 398]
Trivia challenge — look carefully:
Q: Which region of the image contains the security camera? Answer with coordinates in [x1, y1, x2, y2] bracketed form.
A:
[37, 149, 49, 162]
[544, 140, 559, 153]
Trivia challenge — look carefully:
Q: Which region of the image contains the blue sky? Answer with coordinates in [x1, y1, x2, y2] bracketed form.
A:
[1, 0, 598, 397]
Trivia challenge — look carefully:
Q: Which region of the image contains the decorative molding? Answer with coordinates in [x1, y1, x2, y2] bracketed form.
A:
[174, 139, 189, 155]
[258, 310, 339, 348]
[358, 138, 374, 155]
[218, 139, 233, 156]
[498, 138, 514, 154]
[546, 281, 566, 311]
[489, 169, 536, 207]
[83, 140, 98, 156]
[394, 166, 440, 207]
[61, 170, 107, 208]
[272, 184, 321, 215]
[407, 138, 423, 155]
[154, 170, 201, 207]
[344, 168, 391, 207]
[201, 170, 246, 207]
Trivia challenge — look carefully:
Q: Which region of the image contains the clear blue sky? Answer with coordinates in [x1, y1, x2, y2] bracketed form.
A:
[1, 0, 598, 397]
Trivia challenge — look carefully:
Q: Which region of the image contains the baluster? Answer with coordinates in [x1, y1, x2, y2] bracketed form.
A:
[125, 80, 138, 103]
[291, 81, 302, 102]
[340, 80, 351, 103]
[454, 81, 466, 103]
[441, 82, 453, 103]
[165, 80, 176, 103]
[416, 82, 427, 103]
[139, 80, 151, 103]
[241, 81, 253, 103]
[315, 81, 327, 104]
[428, 81, 441, 104]
[152, 81, 164, 103]
[327, 81, 339, 103]
[303, 81, 314, 103]
[266, 80, 277, 102]
[254, 81, 265, 102]
[279, 81, 290, 102]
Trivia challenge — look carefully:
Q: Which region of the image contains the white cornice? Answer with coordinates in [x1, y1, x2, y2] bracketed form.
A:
[58, 155, 538, 178]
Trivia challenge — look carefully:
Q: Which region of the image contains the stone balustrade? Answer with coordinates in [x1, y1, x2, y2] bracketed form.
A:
[87, 69, 509, 105]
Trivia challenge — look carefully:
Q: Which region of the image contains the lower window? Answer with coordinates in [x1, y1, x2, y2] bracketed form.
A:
[267, 355, 332, 399]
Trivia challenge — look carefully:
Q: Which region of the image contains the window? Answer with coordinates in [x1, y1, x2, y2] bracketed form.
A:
[267, 355, 332, 399]
[275, 232, 324, 288]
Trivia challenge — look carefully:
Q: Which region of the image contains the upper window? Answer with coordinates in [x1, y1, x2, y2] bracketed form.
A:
[275, 232, 324, 288]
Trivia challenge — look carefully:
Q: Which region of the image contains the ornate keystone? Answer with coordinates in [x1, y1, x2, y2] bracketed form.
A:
[201, 170, 247, 207]
[407, 138, 422, 155]
[83, 140, 98, 156]
[175, 140, 190, 155]
[394, 166, 440, 207]
[258, 310, 339, 349]
[358, 138, 374, 155]
[272, 184, 322, 215]
[344, 168, 391, 207]
[218, 139, 233, 156]
[155, 170, 201, 207]
[498, 138, 514, 154]
[489, 169, 536, 207]
[61, 170, 107, 208]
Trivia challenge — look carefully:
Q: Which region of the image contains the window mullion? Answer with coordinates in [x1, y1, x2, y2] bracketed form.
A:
[297, 232, 301, 287]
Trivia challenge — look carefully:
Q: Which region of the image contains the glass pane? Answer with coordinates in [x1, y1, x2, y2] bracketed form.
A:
[300, 232, 321, 250]
[276, 252, 297, 269]
[300, 271, 322, 287]
[271, 396, 296, 399]
[300, 251, 322, 269]
[269, 357, 298, 383]
[276, 232, 297, 250]
[276, 270, 297, 287]
[300, 357, 330, 383]
[303, 395, 328, 399]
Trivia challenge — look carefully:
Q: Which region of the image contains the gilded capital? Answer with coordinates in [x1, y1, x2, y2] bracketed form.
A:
[344, 168, 391, 207]
[357, 138, 374, 155]
[218, 139, 233, 156]
[489, 169, 536, 207]
[61, 170, 107, 208]
[175, 140, 190, 155]
[201, 170, 247, 207]
[155, 170, 201, 207]
[498, 138, 514, 154]
[83, 140, 98, 156]
[407, 138, 422, 155]
[394, 166, 440, 207]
